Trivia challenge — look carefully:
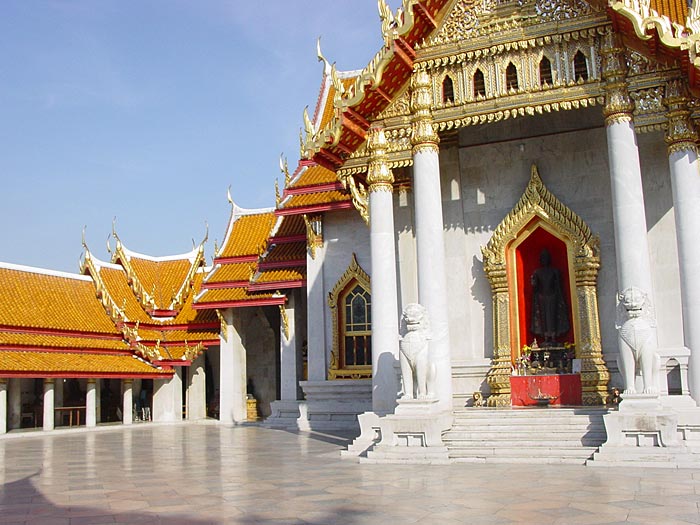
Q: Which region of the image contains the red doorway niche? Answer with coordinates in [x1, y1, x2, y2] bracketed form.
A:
[513, 223, 574, 357]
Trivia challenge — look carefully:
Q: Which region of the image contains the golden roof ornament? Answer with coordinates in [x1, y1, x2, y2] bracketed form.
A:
[275, 179, 281, 209]
[279, 154, 291, 187]
[367, 123, 394, 193]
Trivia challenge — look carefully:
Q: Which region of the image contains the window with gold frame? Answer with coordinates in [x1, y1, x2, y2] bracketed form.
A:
[328, 254, 372, 379]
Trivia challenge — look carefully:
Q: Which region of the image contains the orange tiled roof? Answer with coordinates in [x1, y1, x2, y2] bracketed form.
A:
[254, 267, 305, 284]
[0, 266, 119, 334]
[127, 256, 193, 310]
[271, 215, 305, 237]
[218, 212, 276, 258]
[651, 0, 687, 26]
[196, 287, 276, 304]
[0, 350, 170, 376]
[135, 328, 219, 343]
[205, 263, 255, 284]
[264, 243, 306, 263]
[283, 191, 350, 210]
[0, 332, 128, 352]
[170, 272, 218, 324]
[97, 265, 154, 323]
[291, 165, 338, 188]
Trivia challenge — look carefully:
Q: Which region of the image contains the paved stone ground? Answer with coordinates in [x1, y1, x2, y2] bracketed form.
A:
[1, 423, 700, 524]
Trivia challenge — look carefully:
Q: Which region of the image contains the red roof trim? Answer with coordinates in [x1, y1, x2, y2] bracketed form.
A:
[257, 259, 306, 270]
[0, 326, 122, 340]
[123, 322, 220, 331]
[0, 370, 172, 379]
[213, 254, 259, 265]
[248, 280, 306, 292]
[0, 346, 130, 356]
[193, 297, 286, 309]
[276, 201, 354, 216]
[155, 359, 192, 367]
[284, 182, 344, 196]
[200, 280, 249, 290]
[269, 234, 307, 244]
[148, 309, 179, 317]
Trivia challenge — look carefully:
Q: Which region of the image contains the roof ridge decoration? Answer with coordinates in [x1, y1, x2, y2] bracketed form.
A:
[0, 261, 93, 282]
[110, 225, 158, 312]
[303, 0, 421, 158]
[79, 243, 140, 346]
[216, 186, 276, 259]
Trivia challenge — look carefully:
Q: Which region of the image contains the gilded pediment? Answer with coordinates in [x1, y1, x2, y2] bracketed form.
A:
[425, 0, 598, 48]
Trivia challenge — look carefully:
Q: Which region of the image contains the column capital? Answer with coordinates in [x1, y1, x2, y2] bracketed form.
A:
[367, 124, 394, 193]
[410, 70, 439, 154]
[44, 378, 55, 385]
[665, 79, 699, 155]
[600, 31, 634, 126]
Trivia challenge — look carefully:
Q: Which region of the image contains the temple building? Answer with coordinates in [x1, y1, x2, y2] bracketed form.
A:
[4, 0, 700, 465]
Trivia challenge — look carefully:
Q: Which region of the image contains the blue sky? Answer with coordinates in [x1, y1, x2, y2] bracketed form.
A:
[0, 1, 401, 272]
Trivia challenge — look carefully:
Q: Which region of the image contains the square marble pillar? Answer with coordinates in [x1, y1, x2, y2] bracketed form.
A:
[306, 244, 327, 381]
[219, 308, 247, 424]
[280, 291, 301, 401]
[86, 379, 97, 428]
[0, 379, 7, 434]
[187, 354, 207, 420]
[153, 368, 183, 422]
[43, 379, 54, 431]
[8, 378, 21, 430]
[122, 379, 133, 425]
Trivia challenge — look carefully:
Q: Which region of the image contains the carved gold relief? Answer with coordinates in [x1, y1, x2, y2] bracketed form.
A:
[601, 31, 635, 126]
[367, 124, 395, 193]
[481, 165, 609, 406]
[303, 214, 323, 259]
[665, 79, 699, 155]
[327, 254, 372, 380]
[279, 303, 290, 341]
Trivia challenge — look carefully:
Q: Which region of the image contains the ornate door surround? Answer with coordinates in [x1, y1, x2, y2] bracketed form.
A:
[481, 165, 609, 406]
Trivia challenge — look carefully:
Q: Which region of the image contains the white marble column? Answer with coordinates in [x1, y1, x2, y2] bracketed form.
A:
[280, 292, 300, 401]
[601, 33, 658, 394]
[411, 71, 453, 413]
[665, 79, 700, 403]
[306, 233, 327, 381]
[8, 378, 20, 430]
[43, 379, 55, 431]
[187, 354, 207, 420]
[0, 379, 7, 434]
[219, 308, 247, 424]
[86, 379, 97, 427]
[153, 368, 183, 422]
[122, 379, 133, 425]
[367, 124, 400, 414]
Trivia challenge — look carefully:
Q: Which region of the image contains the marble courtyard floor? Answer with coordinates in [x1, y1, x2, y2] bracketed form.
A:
[1, 424, 700, 525]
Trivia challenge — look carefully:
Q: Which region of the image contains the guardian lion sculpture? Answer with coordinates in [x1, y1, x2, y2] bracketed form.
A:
[616, 286, 660, 395]
[399, 303, 436, 399]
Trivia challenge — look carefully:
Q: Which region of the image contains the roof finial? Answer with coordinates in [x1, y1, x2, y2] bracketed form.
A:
[299, 128, 306, 160]
[316, 36, 332, 76]
[227, 185, 233, 205]
[275, 179, 281, 209]
[201, 221, 209, 246]
[303, 106, 316, 141]
[106, 233, 112, 255]
[81, 225, 88, 250]
[279, 153, 291, 187]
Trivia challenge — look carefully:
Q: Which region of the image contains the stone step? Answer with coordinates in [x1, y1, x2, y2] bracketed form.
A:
[450, 422, 605, 430]
[444, 438, 603, 447]
[454, 409, 608, 418]
[452, 455, 592, 465]
[445, 430, 606, 441]
[446, 446, 598, 457]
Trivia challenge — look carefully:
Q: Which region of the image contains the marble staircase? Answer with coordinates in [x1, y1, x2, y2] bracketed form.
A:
[443, 407, 608, 464]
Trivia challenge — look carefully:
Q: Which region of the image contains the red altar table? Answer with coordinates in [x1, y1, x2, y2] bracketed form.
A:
[510, 374, 582, 406]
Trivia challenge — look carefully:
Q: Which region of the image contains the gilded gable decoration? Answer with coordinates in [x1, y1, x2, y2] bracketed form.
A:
[481, 165, 609, 406]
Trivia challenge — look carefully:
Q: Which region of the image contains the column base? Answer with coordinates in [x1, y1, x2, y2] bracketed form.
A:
[351, 399, 454, 464]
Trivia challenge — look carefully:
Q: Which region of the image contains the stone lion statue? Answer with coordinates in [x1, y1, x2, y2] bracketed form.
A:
[616, 286, 660, 395]
[399, 303, 436, 399]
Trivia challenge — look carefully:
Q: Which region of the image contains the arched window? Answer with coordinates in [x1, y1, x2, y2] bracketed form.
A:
[442, 75, 455, 104]
[506, 62, 518, 91]
[473, 69, 486, 98]
[341, 283, 371, 368]
[539, 56, 553, 86]
[573, 51, 588, 82]
[328, 254, 372, 379]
